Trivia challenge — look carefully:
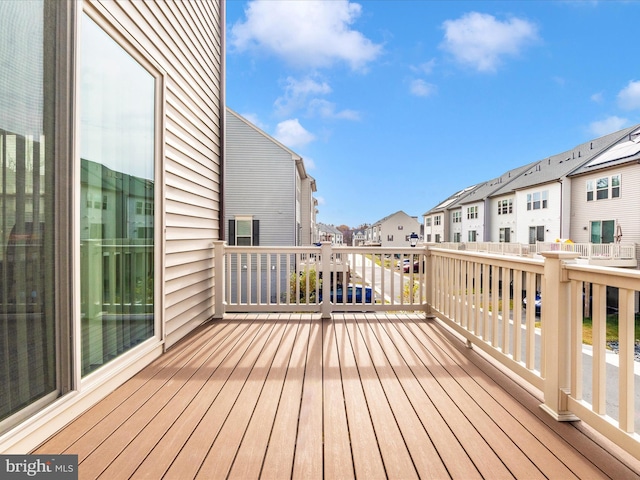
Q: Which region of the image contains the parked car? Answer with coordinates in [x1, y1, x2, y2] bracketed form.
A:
[522, 292, 541, 314]
[319, 284, 373, 303]
[397, 258, 411, 269]
[404, 260, 425, 273]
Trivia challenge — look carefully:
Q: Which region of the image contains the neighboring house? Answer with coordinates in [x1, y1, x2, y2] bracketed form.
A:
[568, 127, 640, 248]
[490, 126, 637, 245]
[423, 186, 480, 243]
[0, 0, 224, 453]
[225, 108, 316, 247]
[458, 162, 538, 243]
[352, 230, 366, 246]
[301, 176, 318, 245]
[366, 211, 421, 248]
[318, 223, 344, 245]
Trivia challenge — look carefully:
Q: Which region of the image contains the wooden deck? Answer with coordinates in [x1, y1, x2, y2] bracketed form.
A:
[35, 313, 640, 479]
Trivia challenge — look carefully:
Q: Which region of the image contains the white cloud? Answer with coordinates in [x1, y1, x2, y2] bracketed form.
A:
[440, 12, 538, 72]
[410, 79, 437, 97]
[275, 76, 332, 116]
[410, 59, 437, 75]
[589, 116, 628, 137]
[274, 119, 316, 148]
[590, 92, 604, 103]
[316, 196, 326, 205]
[230, 0, 383, 71]
[308, 99, 361, 120]
[617, 80, 640, 110]
[303, 156, 316, 170]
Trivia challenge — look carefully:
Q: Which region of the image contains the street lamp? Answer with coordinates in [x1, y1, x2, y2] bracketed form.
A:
[409, 232, 419, 247]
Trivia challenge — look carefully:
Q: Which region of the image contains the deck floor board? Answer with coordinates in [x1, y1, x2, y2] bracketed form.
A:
[34, 313, 640, 480]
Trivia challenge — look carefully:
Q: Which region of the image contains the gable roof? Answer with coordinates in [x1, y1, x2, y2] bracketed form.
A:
[372, 210, 418, 226]
[317, 223, 342, 235]
[490, 125, 638, 196]
[422, 184, 483, 215]
[458, 161, 539, 206]
[568, 126, 640, 176]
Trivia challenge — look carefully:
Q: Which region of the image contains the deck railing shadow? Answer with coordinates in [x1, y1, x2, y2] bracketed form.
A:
[214, 241, 640, 459]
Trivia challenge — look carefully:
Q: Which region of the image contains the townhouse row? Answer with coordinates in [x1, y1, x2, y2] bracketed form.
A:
[422, 126, 640, 258]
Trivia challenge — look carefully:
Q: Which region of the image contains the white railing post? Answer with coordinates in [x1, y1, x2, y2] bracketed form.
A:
[424, 245, 433, 316]
[539, 251, 580, 421]
[321, 241, 332, 319]
[213, 241, 226, 319]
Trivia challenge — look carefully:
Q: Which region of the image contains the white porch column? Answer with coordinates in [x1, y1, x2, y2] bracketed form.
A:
[539, 251, 580, 421]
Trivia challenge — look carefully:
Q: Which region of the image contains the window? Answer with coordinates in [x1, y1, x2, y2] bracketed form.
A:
[0, 0, 60, 420]
[596, 177, 608, 200]
[453, 232, 461, 242]
[499, 228, 511, 243]
[467, 206, 478, 219]
[526, 190, 548, 210]
[434, 215, 441, 226]
[80, 13, 157, 376]
[612, 175, 620, 197]
[497, 199, 513, 215]
[425, 217, 431, 226]
[229, 217, 260, 246]
[434, 234, 441, 243]
[468, 230, 477, 242]
[590, 220, 615, 244]
[426, 234, 432, 242]
[397, 225, 403, 230]
[529, 226, 544, 244]
[452, 211, 461, 223]
[387, 234, 393, 241]
[588, 175, 620, 201]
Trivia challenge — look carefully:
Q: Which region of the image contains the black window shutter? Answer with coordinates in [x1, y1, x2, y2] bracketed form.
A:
[228, 219, 235, 245]
[252, 219, 260, 246]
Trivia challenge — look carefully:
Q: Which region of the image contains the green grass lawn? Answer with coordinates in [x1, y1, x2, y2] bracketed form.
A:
[536, 313, 640, 346]
[581, 314, 640, 346]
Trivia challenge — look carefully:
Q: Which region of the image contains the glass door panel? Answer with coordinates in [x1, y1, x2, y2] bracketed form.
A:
[80, 14, 155, 376]
[0, 0, 57, 422]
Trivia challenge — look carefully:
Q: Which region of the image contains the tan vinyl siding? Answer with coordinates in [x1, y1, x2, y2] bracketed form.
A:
[94, 0, 223, 347]
[570, 163, 640, 245]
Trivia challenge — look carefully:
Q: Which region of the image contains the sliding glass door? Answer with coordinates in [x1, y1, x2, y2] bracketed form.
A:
[79, 13, 156, 376]
[0, 0, 57, 422]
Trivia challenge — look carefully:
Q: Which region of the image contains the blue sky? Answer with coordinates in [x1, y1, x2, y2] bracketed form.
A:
[225, 0, 640, 228]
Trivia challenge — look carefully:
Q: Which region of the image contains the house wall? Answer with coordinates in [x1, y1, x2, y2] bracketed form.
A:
[461, 202, 484, 242]
[489, 194, 518, 242]
[570, 163, 640, 244]
[378, 213, 421, 247]
[225, 110, 296, 246]
[0, 0, 224, 453]
[515, 183, 562, 244]
[300, 178, 314, 245]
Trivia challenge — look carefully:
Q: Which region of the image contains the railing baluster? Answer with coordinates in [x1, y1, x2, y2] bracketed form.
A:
[618, 287, 635, 432]
[591, 283, 607, 415]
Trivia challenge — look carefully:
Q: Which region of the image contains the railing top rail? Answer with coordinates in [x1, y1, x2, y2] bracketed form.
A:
[429, 246, 545, 272]
[565, 262, 640, 289]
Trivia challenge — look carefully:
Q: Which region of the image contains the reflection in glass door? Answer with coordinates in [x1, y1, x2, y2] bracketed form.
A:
[80, 13, 155, 376]
[0, 0, 57, 423]
[590, 220, 615, 244]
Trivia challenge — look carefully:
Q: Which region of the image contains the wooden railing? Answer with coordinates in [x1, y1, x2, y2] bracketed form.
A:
[535, 241, 636, 260]
[215, 242, 428, 315]
[213, 241, 640, 459]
